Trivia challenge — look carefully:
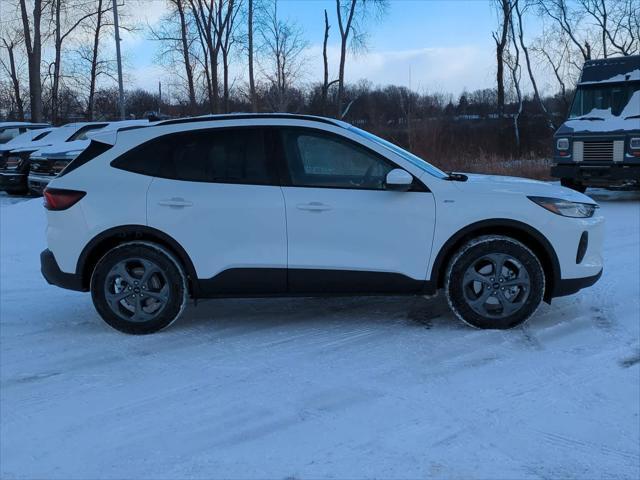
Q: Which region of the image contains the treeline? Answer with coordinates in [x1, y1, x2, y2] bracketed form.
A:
[1, 0, 639, 174]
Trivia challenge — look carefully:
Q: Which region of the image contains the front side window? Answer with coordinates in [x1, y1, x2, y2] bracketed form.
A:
[282, 129, 394, 189]
[113, 128, 276, 185]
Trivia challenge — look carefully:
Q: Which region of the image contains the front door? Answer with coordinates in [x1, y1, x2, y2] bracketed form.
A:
[278, 128, 436, 294]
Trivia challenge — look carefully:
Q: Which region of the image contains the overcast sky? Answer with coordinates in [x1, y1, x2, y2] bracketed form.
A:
[120, 0, 547, 98]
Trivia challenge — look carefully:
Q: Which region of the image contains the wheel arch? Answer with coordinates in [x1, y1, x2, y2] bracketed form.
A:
[76, 225, 199, 297]
[430, 219, 561, 301]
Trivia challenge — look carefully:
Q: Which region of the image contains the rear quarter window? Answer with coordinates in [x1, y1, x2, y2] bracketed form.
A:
[111, 128, 277, 185]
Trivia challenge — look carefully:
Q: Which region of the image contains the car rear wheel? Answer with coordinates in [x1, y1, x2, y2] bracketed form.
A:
[90, 242, 187, 334]
[445, 236, 545, 329]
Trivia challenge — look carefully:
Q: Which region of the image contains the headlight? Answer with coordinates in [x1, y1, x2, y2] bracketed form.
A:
[630, 138, 640, 150]
[556, 138, 570, 151]
[528, 196, 598, 218]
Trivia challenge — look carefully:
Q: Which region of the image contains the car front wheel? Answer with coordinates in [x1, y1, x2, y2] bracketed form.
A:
[445, 235, 545, 329]
[90, 242, 188, 334]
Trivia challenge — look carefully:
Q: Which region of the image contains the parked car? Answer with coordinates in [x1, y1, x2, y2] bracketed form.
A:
[551, 54, 640, 192]
[28, 120, 150, 195]
[0, 121, 49, 144]
[40, 114, 604, 334]
[0, 122, 108, 195]
[0, 128, 54, 167]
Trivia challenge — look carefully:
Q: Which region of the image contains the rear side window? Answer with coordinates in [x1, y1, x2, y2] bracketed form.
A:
[58, 140, 113, 177]
[112, 128, 277, 185]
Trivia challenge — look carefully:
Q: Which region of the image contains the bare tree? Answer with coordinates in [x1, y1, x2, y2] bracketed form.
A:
[48, 0, 106, 123]
[0, 32, 25, 120]
[189, 0, 219, 112]
[216, 0, 240, 113]
[19, 0, 44, 122]
[580, 0, 639, 56]
[506, 7, 523, 150]
[259, 0, 307, 112]
[247, 0, 257, 111]
[537, 0, 591, 61]
[321, 9, 338, 116]
[335, 0, 387, 117]
[513, 0, 555, 129]
[150, 0, 198, 113]
[492, 0, 512, 118]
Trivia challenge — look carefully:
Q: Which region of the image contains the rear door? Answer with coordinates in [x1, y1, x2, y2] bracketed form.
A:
[146, 127, 287, 294]
[278, 127, 436, 294]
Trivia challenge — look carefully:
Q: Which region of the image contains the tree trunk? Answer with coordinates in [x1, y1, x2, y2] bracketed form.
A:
[336, 0, 357, 118]
[248, 0, 257, 112]
[87, 0, 104, 121]
[20, 0, 43, 122]
[3, 40, 25, 120]
[51, 0, 62, 124]
[322, 9, 330, 116]
[493, 0, 510, 119]
[176, 0, 197, 113]
[514, 0, 554, 130]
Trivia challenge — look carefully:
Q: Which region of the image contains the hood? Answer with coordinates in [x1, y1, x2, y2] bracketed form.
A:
[30, 140, 89, 158]
[455, 173, 597, 204]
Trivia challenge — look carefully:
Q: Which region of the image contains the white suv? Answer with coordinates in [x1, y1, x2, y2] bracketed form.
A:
[40, 114, 604, 334]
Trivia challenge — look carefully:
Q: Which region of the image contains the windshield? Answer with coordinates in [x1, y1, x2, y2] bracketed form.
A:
[348, 126, 448, 179]
[570, 82, 640, 118]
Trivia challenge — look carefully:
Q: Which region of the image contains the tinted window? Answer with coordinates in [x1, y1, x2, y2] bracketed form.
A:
[282, 129, 394, 189]
[113, 128, 276, 185]
[59, 140, 113, 177]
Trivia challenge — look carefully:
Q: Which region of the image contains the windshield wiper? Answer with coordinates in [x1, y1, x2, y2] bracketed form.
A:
[446, 172, 468, 182]
[624, 114, 640, 119]
[575, 116, 605, 121]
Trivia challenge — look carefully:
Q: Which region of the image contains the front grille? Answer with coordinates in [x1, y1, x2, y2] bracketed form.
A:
[30, 159, 53, 175]
[583, 141, 614, 162]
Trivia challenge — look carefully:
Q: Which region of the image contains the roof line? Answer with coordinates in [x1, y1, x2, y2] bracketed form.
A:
[156, 113, 348, 128]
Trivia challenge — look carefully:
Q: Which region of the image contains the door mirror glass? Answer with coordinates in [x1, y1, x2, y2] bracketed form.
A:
[385, 168, 413, 191]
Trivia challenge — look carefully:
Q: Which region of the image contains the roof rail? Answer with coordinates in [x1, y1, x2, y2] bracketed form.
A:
[156, 113, 348, 128]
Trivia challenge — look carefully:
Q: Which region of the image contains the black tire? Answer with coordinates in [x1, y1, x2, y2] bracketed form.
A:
[90, 242, 187, 334]
[445, 235, 545, 329]
[560, 178, 587, 193]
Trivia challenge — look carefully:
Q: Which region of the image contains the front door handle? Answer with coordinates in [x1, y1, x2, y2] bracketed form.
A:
[296, 202, 332, 212]
[158, 197, 193, 208]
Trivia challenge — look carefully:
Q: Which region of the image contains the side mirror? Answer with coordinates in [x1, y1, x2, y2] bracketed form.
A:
[385, 168, 413, 191]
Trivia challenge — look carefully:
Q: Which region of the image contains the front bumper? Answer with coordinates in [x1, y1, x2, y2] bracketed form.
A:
[40, 249, 86, 292]
[28, 174, 54, 195]
[0, 172, 28, 192]
[551, 269, 602, 298]
[551, 163, 640, 188]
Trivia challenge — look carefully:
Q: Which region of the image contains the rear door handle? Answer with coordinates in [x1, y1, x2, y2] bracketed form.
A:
[296, 202, 332, 212]
[158, 197, 193, 208]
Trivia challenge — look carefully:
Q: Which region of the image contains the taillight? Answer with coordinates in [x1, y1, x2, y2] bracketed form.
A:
[43, 188, 86, 211]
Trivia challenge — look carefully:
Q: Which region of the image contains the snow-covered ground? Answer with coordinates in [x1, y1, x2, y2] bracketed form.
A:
[1, 190, 639, 479]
